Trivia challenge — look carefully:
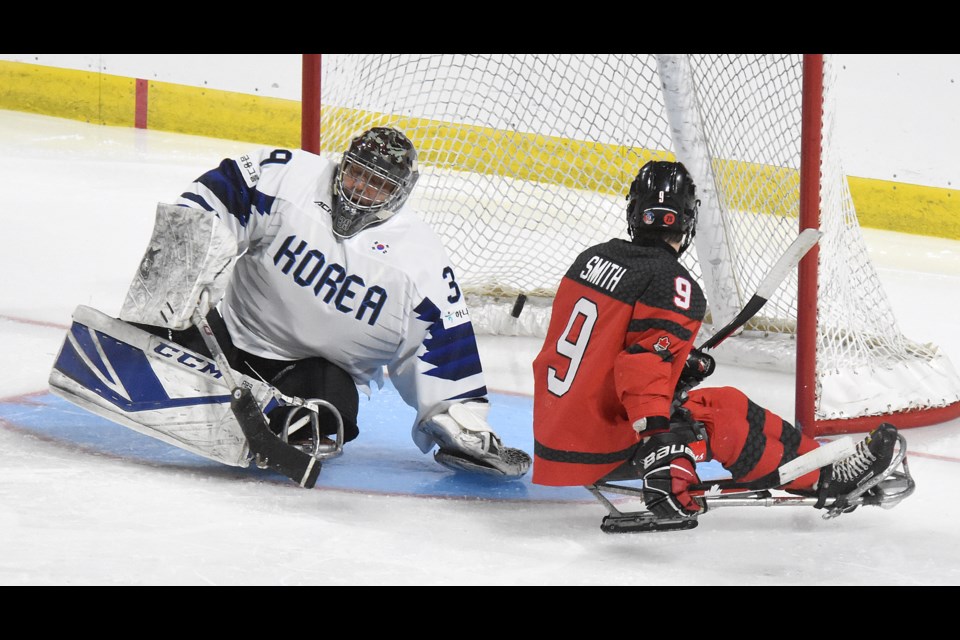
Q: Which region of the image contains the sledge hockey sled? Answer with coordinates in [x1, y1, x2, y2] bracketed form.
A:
[48, 305, 344, 488]
[586, 431, 916, 533]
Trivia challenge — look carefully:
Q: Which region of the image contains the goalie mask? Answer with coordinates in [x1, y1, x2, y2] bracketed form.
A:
[626, 160, 700, 255]
[331, 127, 420, 238]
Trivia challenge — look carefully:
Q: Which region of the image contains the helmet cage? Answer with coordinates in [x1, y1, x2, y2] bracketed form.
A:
[331, 128, 419, 238]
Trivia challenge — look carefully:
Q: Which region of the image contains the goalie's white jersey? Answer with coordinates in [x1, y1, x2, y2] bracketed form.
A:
[176, 148, 486, 449]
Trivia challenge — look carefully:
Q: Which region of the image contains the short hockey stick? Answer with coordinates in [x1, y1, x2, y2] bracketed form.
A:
[699, 227, 822, 350]
[672, 228, 831, 489]
[192, 292, 321, 488]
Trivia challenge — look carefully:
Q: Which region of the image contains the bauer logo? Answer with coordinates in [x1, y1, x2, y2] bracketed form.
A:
[641, 444, 694, 469]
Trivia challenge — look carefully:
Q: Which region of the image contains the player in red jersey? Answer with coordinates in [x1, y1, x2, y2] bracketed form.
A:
[532, 160, 897, 520]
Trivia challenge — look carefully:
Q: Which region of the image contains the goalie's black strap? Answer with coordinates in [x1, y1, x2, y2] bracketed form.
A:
[231, 387, 321, 488]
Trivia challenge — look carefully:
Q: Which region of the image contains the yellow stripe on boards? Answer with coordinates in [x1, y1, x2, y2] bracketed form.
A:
[849, 177, 960, 240]
[0, 61, 136, 127]
[2, 60, 958, 240]
[146, 80, 300, 148]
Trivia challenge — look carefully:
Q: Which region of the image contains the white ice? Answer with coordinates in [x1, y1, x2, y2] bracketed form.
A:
[2, 110, 959, 586]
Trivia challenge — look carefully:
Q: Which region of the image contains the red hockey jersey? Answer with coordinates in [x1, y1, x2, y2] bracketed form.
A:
[532, 239, 707, 486]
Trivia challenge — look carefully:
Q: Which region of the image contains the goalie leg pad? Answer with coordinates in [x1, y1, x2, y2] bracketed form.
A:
[48, 305, 279, 467]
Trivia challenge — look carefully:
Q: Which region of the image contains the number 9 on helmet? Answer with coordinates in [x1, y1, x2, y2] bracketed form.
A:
[626, 160, 700, 255]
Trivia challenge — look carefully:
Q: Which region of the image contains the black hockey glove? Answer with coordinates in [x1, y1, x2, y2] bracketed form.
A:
[683, 348, 715, 383]
[633, 431, 702, 519]
[676, 347, 716, 396]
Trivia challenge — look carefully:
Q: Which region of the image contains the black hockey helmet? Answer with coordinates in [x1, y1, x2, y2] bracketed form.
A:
[626, 160, 699, 254]
[331, 127, 420, 238]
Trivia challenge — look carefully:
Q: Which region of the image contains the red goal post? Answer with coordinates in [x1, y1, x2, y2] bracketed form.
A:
[300, 53, 960, 437]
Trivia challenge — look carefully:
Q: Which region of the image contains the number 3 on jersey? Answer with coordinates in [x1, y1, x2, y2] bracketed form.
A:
[546, 297, 598, 396]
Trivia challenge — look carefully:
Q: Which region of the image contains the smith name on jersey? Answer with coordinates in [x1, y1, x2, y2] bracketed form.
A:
[177, 148, 487, 449]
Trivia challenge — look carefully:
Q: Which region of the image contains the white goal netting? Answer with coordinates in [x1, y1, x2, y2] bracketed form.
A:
[316, 54, 960, 432]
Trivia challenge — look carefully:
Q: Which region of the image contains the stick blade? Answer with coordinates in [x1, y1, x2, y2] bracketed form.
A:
[231, 387, 321, 488]
[755, 228, 822, 300]
[777, 436, 855, 486]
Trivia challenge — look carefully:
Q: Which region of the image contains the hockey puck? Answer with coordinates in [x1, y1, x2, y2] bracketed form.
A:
[511, 293, 527, 318]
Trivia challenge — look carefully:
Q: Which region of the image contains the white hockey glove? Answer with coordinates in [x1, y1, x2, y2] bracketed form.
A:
[421, 399, 531, 479]
[120, 203, 238, 330]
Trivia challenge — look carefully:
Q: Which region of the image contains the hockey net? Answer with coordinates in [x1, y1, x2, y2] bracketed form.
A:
[309, 54, 960, 436]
